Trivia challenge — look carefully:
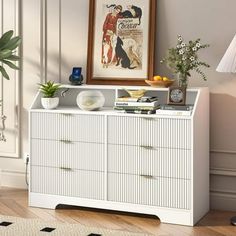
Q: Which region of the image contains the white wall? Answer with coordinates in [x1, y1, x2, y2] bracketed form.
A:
[1, 0, 236, 210]
[156, 0, 236, 210]
[0, 0, 23, 187]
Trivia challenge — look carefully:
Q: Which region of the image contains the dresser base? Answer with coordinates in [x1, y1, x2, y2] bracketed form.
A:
[29, 192, 198, 226]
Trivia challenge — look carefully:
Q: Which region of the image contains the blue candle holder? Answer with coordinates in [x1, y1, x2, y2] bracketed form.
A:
[69, 67, 83, 85]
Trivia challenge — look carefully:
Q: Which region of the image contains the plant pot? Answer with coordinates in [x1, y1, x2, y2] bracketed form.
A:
[41, 97, 59, 109]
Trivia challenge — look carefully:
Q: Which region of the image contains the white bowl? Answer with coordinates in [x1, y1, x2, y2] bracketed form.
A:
[76, 90, 105, 111]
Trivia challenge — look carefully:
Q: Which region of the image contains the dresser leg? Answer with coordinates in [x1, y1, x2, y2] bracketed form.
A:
[29, 193, 59, 209]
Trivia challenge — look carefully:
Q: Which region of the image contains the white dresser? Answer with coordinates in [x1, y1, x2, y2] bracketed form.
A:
[29, 85, 209, 226]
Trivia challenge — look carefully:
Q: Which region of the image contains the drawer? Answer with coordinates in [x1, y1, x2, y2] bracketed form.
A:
[108, 173, 190, 209]
[31, 112, 104, 143]
[31, 166, 105, 200]
[31, 139, 104, 171]
[108, 116, 191, 149]
[108, 144, 191, 179]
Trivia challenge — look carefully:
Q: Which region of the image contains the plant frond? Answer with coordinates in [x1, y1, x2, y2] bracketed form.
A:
[2, 60, 19, 70]
[0, 30, 14, 50]
[0, 66, 10, 80]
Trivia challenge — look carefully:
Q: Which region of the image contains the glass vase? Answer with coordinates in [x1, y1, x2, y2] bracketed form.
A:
[177, 73, 188, 88]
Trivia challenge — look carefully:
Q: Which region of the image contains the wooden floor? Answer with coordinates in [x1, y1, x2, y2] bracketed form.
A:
[0, 188, 236, 236]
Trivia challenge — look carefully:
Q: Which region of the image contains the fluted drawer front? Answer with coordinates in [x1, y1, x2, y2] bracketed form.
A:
[108, 116, 191, 149]
[108, 144, 191, 179]
[31, 139, 104, 171]
[31, 166, 104, 200]
[31, 112, 104, 143]
[108, 173, 190, 209]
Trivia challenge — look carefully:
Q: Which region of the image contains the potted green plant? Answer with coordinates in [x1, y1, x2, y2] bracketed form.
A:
[0, 30, 21, 141]
[161, 35, 210, 87]
[0, 30, 21, 80]
[38, 81, 61, 109]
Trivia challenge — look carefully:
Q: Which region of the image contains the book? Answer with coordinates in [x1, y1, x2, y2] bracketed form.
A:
[160, 104, 194, 111]
[115, 100, 159, 107]
[116, 96, 158, 102]
[137, 96, 158, 102]
[116, 97, 139, 102]
[126, 110, 157, 114]
[114, 106, 160, 111]
[156, 109, 192, 116]
[116, 109, 157, 114]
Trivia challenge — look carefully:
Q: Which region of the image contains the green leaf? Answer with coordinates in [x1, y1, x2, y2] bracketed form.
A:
[6, 55, 20, 61]
[38, 81, 61, 97]
[0, 65, 10, 80]
[0, 30, 13, 49]
[2, 60, 19, 70]
[0, 49, 12, 60]
[2, 36, 21, 50]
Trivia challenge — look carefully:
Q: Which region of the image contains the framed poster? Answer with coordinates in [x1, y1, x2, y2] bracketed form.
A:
[87, 0, 156, 85]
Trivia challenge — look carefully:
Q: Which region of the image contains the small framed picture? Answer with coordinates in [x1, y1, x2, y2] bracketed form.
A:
[167, 86, 186, 105]
[87, 0, 156, 85]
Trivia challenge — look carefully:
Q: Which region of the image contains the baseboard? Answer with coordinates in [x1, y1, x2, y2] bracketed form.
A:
[210, 191, 236, 211]
[1, 170, 28, 189]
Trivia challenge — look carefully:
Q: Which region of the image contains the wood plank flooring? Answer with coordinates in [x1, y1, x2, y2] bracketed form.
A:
[0, 188, 236, 235]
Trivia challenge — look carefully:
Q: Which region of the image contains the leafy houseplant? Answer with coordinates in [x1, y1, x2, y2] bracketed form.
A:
[161, 35, 210, 87]
[39, 81, 61, 109]
[0, 30, 21, 142]
[0, 30, 21, 80]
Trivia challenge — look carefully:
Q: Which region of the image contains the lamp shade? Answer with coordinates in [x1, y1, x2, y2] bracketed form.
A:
[216, 34, 236, 73]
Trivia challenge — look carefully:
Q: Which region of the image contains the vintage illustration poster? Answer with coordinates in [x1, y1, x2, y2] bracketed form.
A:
[87, 0, 155, 84]
[101, 4, 143, 71]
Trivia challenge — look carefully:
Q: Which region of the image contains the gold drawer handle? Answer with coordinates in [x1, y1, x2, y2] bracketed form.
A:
[59, 167, 73, 171]
[60, 139, 73, 144]
[140, 174, 154, 179]
[61, 113, 73, 116]
[142, 117, 158, 121]
[140, 145, 155, 150]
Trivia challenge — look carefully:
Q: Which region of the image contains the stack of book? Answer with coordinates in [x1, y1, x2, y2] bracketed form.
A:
[114, 96, 159, 114]
[156, 104, 194, 116]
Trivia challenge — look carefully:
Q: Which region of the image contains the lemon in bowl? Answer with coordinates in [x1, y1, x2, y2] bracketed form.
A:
[145, 75, 175, 87]
[153, 75, 163, 81]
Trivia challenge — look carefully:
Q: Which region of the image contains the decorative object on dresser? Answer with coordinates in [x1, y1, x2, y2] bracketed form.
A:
[160, 104, 193, 111]
[69, 67, 83, 85]
[145, 75, 175, 88]
[125, 89, 146, 98]
[114, 94, 159, 114]
[216, 33, 236, 226]
[167, 86, 186, 105]
[87, 0, 156, 85]
[38, 81, 61, 109]
[156, 104, 194, 116]
[29, 84, 209, 226]
[161, 35, 210, 88]
[76, 90, 105, 111]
